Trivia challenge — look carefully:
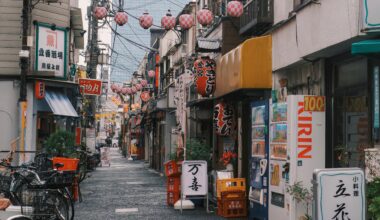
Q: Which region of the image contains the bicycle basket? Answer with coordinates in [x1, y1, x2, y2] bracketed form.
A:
[45, 171, 76, 189]
[0, 173, 11, 193]
[19, 188, 57, 219]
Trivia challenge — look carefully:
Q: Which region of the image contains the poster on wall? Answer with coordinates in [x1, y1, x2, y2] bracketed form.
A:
[35, 23, 67, 78]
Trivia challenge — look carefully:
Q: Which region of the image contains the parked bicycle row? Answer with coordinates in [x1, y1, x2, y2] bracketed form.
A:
[0, 145, 103, 220]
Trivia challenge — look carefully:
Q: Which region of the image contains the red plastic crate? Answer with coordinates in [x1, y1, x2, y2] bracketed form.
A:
[164, 160, 182, 177]
[167, 191, 180, 206]
[52, 157, 79, 171]
[217, 191, 247, 218]
[167, 177, 181, 192]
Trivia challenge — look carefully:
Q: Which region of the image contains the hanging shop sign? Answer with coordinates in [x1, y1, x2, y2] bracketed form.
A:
[35, 23, 68, 78]
[79, 79, 102, 96]
[35, 81, 45, 99]
[140, 91, 151, 102]
[374, 66, 380, 129]
[75, 127, 81, 146]
[213, 102, 234, 136]
[313, 168, 365, 220]
[181, 160, 208, 196]
[194, 56, 216, 97]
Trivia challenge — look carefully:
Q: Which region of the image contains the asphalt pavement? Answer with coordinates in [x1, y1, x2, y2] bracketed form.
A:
[75, 148, 224, 220]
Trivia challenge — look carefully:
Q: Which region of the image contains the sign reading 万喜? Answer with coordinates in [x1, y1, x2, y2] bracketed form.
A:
[181, 160, 207, 196]
[35, 23, 67, 78]
[313, 168, 365, 220]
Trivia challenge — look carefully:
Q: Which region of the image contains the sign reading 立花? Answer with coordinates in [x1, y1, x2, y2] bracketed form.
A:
[181, 160, 207, 196]
[35, 24, 67, 78]
[313, 168, 365, 220]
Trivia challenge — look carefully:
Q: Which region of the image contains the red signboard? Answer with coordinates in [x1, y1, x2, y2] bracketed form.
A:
[35, 81, 45, 99]
[75, 127, 81, 146]
[140, 91, 151, 102]
[79, 79, 102, 96]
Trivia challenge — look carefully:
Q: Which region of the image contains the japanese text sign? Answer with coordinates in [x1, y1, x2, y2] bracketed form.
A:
[313, 168, 365, 220]
[35, 24, 67, 78]
[79, 79, 102, 96]
[35, 81, 45, 99]
[181, 161, 208, 196]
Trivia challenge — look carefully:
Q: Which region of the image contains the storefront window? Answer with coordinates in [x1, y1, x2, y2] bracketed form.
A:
[332, 58, 369, 168]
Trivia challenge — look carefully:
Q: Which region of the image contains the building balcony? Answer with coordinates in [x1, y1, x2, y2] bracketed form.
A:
[240, 0, 274, 36]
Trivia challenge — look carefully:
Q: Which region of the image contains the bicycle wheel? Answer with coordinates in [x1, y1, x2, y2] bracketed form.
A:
[46, 191, 70, 220]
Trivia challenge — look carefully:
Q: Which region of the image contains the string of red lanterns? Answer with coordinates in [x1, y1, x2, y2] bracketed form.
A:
[93, 2, 243, 29]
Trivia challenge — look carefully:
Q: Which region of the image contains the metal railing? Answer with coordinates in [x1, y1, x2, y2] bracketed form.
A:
[240, 0, 274, 35]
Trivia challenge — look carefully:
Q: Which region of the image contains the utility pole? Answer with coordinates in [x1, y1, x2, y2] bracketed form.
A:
[18, 0, 32, 164]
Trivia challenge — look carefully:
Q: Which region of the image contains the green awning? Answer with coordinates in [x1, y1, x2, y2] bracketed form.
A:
[352, 40, 380, 55]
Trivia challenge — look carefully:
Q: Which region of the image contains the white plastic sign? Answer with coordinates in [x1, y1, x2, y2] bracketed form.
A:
[313, 168, 365, 220]
[181, 160, 208, 196]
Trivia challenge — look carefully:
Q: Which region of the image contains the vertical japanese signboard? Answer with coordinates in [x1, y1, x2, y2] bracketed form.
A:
[35, 23, 67, 78]
[374, 66, 380, 130]
[182, 161, 208, 196]
[313, 168, 365, 220]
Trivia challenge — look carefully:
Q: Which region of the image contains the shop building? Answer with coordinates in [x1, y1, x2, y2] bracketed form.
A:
[0, 0, 84, 162]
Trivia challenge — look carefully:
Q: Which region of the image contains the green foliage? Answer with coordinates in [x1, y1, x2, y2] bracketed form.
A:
[287, 181, 313, 220]
[368, 178, 380, 220]
[186, 138, 210, 162]
[44, 130, 76, 157]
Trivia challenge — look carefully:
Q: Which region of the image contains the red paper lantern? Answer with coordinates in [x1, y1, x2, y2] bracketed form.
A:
[121, 87, 128, 95]
[111, 84, 117, 92]
[148, 70, 155, 78]
[179, 14, 194, 30]
[114, 11, 128, 26]
[115, 86, 122, 94]
[213, 102, 234, 136]
[139, 11, 153, 29]
[126, 87, 132, 95]
[161, 10, 176, 30]
[135, 84, 142, 91]
[131, 86, 137, 94]
[197, 7, 213, 26]
[94, 6, 108, 19]
[194, 56, 216, 97]
[227, 0, 244, 17]
[140, 79, 148, 87]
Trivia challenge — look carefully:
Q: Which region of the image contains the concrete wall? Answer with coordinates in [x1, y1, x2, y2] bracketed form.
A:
[272, 0, 361, 71]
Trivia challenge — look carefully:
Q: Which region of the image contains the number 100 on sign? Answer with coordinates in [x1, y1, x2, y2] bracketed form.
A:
[304, 96, 325, 112]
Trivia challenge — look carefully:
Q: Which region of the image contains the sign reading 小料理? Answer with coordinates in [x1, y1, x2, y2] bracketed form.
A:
[313, 168, 365, 220]
[35, 23, 67, 78]
[181, 160, 208, 196]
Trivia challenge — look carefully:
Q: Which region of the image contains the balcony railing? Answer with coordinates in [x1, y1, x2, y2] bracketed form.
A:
[240, 0, 274, 35]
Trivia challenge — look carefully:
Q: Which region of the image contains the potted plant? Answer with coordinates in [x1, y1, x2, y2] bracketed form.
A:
[367, 177, 380, 220]
[44, 130, 76, 157]
[286, 181, 313, 220]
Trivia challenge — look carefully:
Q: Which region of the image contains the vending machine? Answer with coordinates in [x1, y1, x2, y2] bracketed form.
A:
[268, 95, 326, 220]
[249, 101, 269, 220]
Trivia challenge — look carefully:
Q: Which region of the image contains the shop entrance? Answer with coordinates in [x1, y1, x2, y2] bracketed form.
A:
[329, 58, 370, 168]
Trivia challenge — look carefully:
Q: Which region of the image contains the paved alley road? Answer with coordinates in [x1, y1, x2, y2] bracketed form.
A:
[75, 148, 224, 220]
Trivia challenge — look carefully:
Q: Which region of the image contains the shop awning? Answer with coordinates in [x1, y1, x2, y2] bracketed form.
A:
[215, 35, 272, 98]
[352, 40, 380, 55]
[196, 38, 221, 52]
[44, 90, 79, 117]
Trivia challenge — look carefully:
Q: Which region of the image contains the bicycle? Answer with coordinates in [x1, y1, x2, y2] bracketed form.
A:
[0, 161, 74, 220]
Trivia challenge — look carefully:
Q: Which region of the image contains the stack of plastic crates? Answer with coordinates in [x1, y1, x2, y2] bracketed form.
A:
[164, 160, 182, 206]
[216, 178, 247, 218]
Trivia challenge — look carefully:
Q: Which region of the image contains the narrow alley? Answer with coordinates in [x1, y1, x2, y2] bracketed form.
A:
[75, 148, 222, 220]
